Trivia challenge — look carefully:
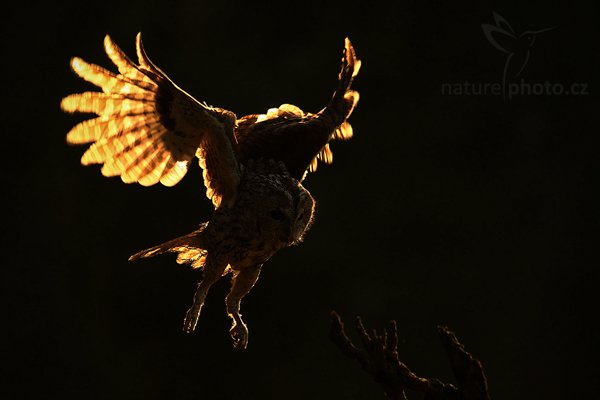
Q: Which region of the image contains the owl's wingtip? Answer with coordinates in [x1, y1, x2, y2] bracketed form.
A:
[69, 56, 83, 72]
[135, 32, 155, 71]
[344, 37, 356, 54]
[103, 34, 120, 50]
[342, 37, 360, 75]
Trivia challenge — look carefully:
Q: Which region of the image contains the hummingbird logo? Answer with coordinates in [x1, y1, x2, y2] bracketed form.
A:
[482, 12, 555, 100]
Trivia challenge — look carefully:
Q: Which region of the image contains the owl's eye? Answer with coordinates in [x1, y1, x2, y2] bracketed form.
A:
[269, 210, 286, 221]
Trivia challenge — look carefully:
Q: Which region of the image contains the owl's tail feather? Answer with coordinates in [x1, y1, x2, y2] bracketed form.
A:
[322, 38, 361, 130]
[128, 223, 209, 269]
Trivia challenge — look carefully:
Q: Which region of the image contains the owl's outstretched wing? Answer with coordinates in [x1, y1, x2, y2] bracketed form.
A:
[234, 38, 360, 181]
[61, 34, 240, 208]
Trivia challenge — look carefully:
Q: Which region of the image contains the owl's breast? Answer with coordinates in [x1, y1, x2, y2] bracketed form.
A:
[209, 164, 303, 270]
[226, 234, 288, 270]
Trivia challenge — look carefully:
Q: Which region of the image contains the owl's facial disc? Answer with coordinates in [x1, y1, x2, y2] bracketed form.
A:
[261, 189, 314, 246]
[291, 187, 315, 245]
[265, 206, 295, 244]
[239, 169, 316, 247]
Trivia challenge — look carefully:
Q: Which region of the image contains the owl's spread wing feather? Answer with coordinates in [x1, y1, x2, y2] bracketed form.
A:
[233, 38, 360, 181]
[61, 34, 240, 208]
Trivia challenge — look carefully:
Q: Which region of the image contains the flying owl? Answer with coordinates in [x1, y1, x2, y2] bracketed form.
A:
[61, 33, 360, 349]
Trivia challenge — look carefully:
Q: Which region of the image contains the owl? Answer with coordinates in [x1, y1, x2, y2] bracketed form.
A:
[61, 34, 360, 349]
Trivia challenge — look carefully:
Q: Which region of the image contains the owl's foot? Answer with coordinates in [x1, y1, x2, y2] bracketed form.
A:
[225, 265, 262, 349]
[183, 264, 227, 333]
[229, 318, 249, 349]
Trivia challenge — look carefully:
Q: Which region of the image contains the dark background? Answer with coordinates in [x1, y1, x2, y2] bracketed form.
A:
[4, 0, 598, 398]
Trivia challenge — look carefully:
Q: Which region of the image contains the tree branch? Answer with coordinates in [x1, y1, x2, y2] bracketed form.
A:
[330, 311, 490, 400]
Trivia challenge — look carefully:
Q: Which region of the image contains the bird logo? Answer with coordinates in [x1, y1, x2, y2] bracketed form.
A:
[482, 12, 555, 100]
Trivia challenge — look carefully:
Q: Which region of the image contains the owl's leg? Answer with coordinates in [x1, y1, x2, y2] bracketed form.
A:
[225, 264, 262, 349]
[183, 258, 227, 333]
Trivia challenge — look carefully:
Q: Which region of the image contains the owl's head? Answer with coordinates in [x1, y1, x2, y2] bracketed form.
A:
[238, 161, 316, 247]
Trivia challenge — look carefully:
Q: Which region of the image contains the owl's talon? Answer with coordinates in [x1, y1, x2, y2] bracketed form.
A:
[230, 320, 249, 349]
[183, 275, 221, 333]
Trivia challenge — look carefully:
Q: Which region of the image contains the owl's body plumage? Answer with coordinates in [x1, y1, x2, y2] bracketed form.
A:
[62, 34, 360, 348]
